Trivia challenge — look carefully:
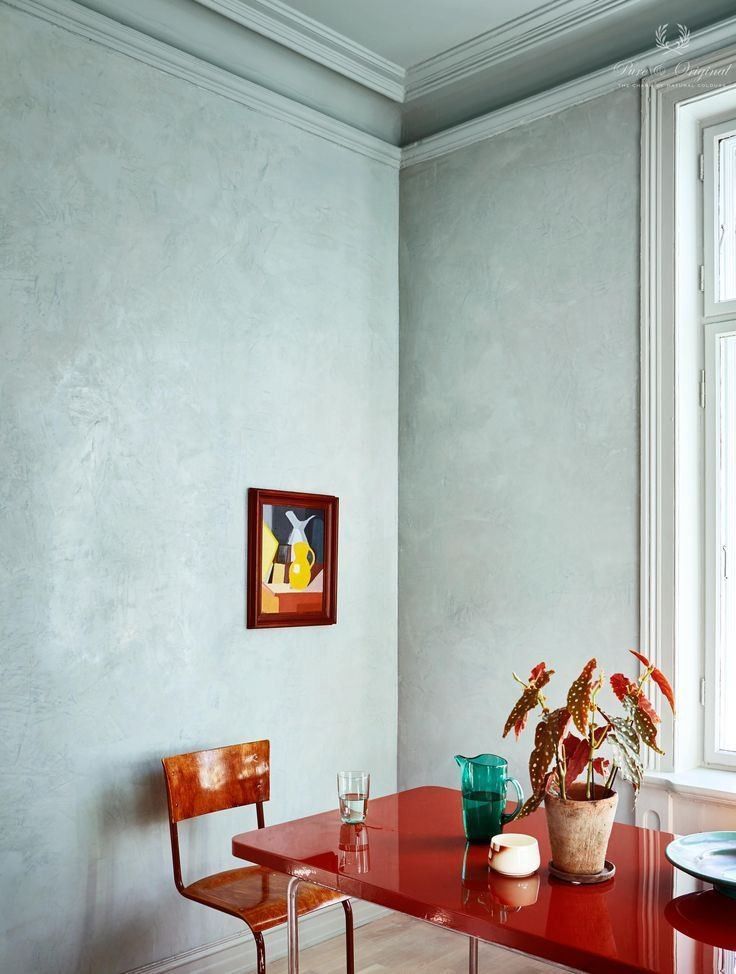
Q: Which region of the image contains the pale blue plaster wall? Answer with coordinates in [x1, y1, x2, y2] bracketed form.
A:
[398, 89, 641, 800]
[0, 5, 398, 972]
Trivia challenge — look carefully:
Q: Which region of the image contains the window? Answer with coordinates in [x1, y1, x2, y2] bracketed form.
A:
[642, 54, 736, 778]
[704, 119, 736, 768]
[704, 122, 736, 316]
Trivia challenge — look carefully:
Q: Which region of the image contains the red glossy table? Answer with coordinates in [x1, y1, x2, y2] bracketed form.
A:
[232, 786, 733, 973]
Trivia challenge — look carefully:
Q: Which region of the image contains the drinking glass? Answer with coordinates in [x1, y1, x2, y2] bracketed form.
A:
[337, 771, 370, 824]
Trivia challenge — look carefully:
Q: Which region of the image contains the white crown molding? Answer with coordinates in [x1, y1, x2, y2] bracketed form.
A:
[401, 13, 736, 169]
[404, 0, 632, 102]
[7, 0, 736, 173]
[126, 901, 388, 974]
[2, 0, 402, 168]
[193, 0, 405, 102]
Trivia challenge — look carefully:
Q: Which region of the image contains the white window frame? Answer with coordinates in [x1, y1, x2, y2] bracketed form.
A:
[704, 120, 736, 318]
[704, 321, 736, 767]
[642, 46, 736, 775]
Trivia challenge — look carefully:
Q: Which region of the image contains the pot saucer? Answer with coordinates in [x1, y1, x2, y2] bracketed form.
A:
[548, 859, 616, 885]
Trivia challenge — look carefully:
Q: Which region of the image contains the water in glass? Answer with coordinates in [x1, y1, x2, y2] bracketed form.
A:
[337, 771, 369, 824]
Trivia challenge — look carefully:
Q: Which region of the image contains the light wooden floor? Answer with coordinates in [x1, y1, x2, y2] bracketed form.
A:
[266, 912, 564, 973]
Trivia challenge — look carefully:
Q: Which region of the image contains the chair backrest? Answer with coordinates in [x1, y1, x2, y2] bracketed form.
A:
[162, 740, 270, 823]
[162, 740, 270, 891]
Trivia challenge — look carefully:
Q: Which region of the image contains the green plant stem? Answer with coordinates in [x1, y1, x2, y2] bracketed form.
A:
[557, 745, 567, 801]
[605, 765, 618, 791]
[585, 678, 603, 800]
[637, 665, 654, 692]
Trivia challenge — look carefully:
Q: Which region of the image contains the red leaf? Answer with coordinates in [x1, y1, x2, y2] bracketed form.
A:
[630, 650, 652, 669]
[637, 693, 661, 725]
[528, 721, 556, 793]
[529, 662, 547, 683]
[629, 698, 664, 755]
[528, 709, 570, 794]
[567, 658, 597, 735]
[548, 707, 572, 744]
[592, 724, 610, 749]
[611, 673, 637, 701]
[528, 662, 554, 688]
[651, 667, 676, 715]
[503, 665, 554, 739]
[630, 650, 676, 714]
[563, 733, 590, 787]
[518, 771, 553, 819]
[592, 756, 610, 777]
[503, 686, 540, 739]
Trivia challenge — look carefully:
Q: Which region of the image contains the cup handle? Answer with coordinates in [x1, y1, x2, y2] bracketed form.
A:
[502, 776, 524, 824]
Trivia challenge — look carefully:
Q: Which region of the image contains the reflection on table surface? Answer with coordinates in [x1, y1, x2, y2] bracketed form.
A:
[232, 786, 734, 974]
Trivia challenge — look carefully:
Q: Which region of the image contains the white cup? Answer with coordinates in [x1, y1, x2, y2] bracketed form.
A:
[488, 833, 540, 878]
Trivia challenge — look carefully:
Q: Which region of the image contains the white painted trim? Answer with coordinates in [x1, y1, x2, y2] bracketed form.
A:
[126, 901, 388, 974]
[639, 66, 676, 773]
[636, 769, 736, 832]
[401, 16, 736, 169]
[1, 0, 402, 169]
[192, 0, 405, 102]
[641, 47, 736, 775]
[642, 768, 736, 805]
[9, 0, 736, 174]
[404, 0, 631, 101]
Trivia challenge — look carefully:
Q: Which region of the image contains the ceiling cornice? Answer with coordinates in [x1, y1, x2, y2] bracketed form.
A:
[401, 12, 736, 168]
[4, 0, 402, 166]
[404, 0, 636, 101]
[8, 0, 736, 173]
[192, 0, 406, 102]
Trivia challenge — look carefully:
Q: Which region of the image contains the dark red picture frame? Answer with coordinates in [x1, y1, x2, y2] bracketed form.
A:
[247, 488, 339, 629]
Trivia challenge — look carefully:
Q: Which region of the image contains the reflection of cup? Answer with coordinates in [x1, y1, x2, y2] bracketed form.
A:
[461, 844, 539, 922]
[488, 833, 540, 877]
[489, 871, 540, 910]
[338, 824, 370, 874]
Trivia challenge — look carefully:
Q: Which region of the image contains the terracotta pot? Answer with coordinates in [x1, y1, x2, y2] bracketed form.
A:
[544, 783, 618, 875]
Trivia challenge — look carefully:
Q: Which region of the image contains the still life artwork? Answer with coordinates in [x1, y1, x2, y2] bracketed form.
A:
[247, 488, 338, 628]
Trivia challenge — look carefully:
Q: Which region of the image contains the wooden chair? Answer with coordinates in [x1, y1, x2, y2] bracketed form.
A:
[162, 740, 354, 974]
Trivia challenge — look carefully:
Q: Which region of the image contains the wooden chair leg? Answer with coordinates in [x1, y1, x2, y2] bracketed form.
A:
[342, 899, 354, 974]
[253, 930, 266, 974]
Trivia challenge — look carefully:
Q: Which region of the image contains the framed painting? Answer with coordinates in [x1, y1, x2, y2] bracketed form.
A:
[247, 488, 339, 629]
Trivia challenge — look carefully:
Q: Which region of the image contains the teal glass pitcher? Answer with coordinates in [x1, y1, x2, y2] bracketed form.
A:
[455, 754, 524, 844]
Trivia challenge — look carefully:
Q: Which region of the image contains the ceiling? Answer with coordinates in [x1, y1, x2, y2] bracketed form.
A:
[282, 0, 548, 68]
[79, 0, 736, 146]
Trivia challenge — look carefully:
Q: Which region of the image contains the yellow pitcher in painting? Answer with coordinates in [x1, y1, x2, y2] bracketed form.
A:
[289, 541, 315, 590]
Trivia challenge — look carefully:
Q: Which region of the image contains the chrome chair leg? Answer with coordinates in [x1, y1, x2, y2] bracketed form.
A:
[342, 899, 355, 974]
[253, 931, 266, 974]
[469, 936, 479, 974]
[287, 876, 301, 974]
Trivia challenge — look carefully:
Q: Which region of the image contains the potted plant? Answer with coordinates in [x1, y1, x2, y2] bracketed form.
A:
[502, 651, 675, 878]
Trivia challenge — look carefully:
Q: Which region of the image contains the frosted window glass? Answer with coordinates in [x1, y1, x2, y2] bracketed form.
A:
[718, 135, 736, 303]
[717, 334, 736, 752]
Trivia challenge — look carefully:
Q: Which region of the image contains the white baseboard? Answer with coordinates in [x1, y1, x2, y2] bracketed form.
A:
[127, 901, 389, 974]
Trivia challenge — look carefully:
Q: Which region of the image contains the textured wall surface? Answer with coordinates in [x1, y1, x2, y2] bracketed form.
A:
[398, 90, 641, 800]
[0, 6, 398, 973]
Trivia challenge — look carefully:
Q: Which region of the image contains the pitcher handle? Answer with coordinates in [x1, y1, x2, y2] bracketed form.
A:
[502, 776, 524, 824]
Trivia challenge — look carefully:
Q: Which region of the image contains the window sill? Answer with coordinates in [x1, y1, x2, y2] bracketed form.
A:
[643, 768, 736, 804]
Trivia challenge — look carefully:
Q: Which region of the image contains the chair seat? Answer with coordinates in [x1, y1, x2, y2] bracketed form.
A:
[183, 865, 345, 933]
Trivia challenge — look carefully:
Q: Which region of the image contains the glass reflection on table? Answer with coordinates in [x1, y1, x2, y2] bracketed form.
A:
[338, 823, 370, 874]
